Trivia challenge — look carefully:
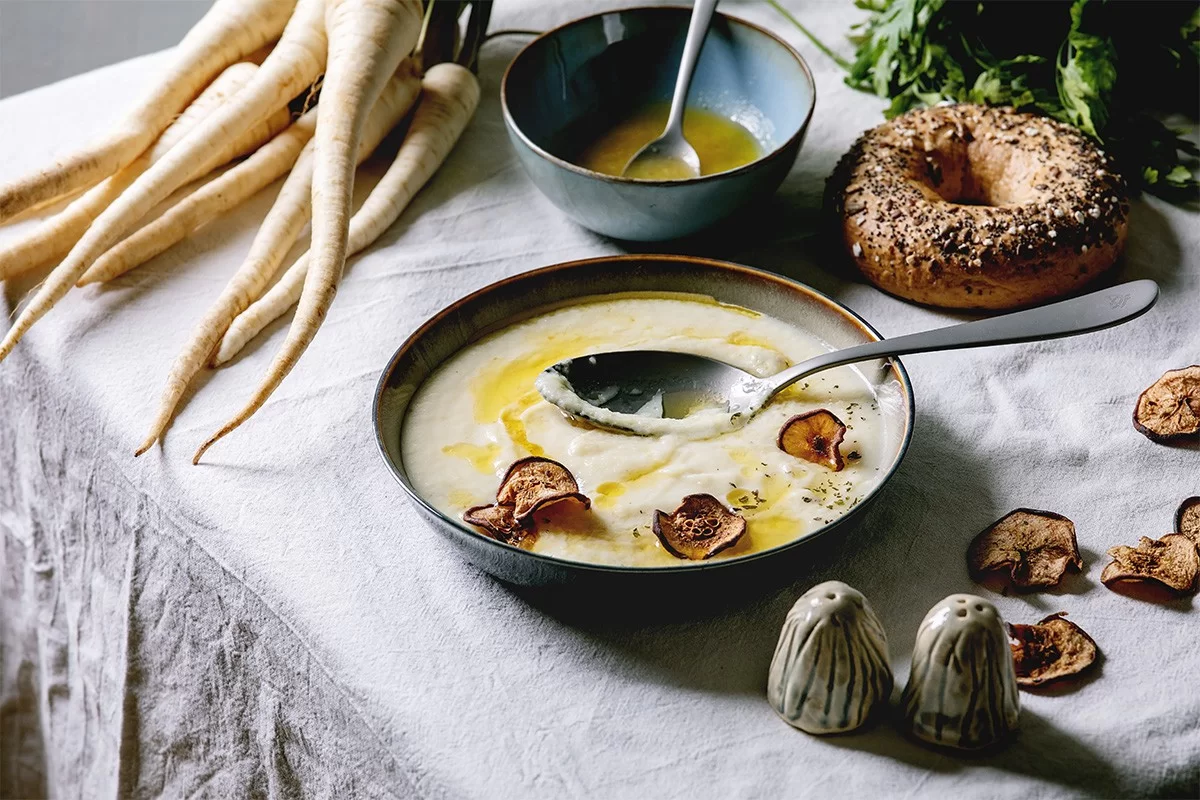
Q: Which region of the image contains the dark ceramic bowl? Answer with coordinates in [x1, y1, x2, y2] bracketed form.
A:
[374, 255, 915, 592]
[501, 7, 816, 241]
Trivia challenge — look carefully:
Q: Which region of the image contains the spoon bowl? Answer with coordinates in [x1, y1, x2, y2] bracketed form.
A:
[621, 135, 702, 180]
[540, 349, 750, 425]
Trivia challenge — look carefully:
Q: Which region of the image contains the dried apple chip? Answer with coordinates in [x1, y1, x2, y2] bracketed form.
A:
[462, 504, 534, 546]
[497, 456, 591, 521]
[967, 509, 1083, 590]
[1176, 496, 1200, 548]
[1133, 366, 1200, 442]
[652, 494, 746, 560]
[1101, 534, 1199, 595]
[1007, 612, 1098, 688]
[778, 410, 847, 471]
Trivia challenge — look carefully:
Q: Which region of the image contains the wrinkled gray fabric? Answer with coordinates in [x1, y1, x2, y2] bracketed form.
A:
[2, 1, 1198, 798]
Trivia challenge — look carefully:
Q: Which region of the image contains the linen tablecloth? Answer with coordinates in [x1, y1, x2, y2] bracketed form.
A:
[2, 1, 1197, 797]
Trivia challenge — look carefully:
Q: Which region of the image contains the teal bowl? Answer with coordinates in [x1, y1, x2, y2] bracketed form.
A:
[501, 6, 816, 242]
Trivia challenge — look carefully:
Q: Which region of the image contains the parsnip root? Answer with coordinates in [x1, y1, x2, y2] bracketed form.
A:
[0, 0, 295, 223]
[1, 63, 287, 282]
[193, 0, 423, 461]
[79, 108, 320, 286]
[0, 0, 492, 466]
[0, 0, 329, 363]
[215, 62, 480, 366]
[136, 59, 422, 455]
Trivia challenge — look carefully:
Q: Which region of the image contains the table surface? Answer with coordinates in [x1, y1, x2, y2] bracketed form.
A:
[2, 1, 1197, 797]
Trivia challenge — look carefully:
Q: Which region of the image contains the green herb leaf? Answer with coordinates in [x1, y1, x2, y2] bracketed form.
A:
[1055, 0, 1117, 137]
[770, 0, 1199, 201]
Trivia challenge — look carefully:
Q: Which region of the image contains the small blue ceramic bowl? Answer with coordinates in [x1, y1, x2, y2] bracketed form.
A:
[501, 7, 817, 241]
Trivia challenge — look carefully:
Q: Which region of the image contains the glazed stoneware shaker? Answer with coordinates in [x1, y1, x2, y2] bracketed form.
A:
[901, 593, 1020, 750]
[767, 580, 894, 734]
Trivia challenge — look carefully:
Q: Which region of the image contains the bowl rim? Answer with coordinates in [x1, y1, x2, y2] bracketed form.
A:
[373, 254, 916, 576]
[499, 5, 818, 187]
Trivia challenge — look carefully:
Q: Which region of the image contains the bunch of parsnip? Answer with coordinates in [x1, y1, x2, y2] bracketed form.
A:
[0, 0, 487, 462]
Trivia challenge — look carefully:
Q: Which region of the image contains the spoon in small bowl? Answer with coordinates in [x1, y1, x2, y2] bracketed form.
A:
[536, 280, 1159, 435]
[621, 0, 720, 180]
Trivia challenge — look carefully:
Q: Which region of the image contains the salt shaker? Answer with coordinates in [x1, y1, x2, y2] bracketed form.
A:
[901, 593, 1020, 750]
[767, 580, 893, 734]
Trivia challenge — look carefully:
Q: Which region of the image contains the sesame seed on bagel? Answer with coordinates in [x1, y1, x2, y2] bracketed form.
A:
[826, 104, 1130, 310]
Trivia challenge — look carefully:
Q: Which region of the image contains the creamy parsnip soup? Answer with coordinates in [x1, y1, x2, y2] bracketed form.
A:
[401, 293, 888, 568]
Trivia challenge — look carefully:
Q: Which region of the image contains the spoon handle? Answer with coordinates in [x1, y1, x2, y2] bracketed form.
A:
[765, 280, 1159, 396]
[665, 0, 720, 134]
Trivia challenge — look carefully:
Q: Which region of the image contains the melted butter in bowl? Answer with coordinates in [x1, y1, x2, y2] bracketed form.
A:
[401, 294, 888, 568]
[576, 103, 763, 180]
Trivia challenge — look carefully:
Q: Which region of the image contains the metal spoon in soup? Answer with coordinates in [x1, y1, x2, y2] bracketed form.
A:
[536, 280, 1159, 435]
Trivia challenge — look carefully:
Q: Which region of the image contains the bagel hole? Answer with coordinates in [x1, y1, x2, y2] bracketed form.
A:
[924, 142, 1032, 207]
[947, 195, 992, 207]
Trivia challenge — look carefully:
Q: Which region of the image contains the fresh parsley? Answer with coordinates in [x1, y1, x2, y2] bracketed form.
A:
[781, 0, 1199, 200]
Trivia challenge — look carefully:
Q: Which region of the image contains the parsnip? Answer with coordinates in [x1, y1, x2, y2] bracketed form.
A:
[0, 0, 329, 363]
[0, 63, 287, 282]
[0, 0, 295, 223]
[135, 61, 422, 455]
[214, 62, 479, 366]
[79, 108, 320, 286]
[193, 0, 422, 460]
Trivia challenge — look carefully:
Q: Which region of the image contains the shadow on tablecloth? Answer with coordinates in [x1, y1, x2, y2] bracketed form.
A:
[509, 412, 1000, 693]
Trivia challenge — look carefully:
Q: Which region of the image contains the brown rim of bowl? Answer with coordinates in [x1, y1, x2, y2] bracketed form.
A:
[499, 6, 817, 188]
[372, 254, 915, 576]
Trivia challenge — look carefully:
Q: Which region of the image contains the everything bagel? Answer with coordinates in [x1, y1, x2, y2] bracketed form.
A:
[826, 104, 1130, 310]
